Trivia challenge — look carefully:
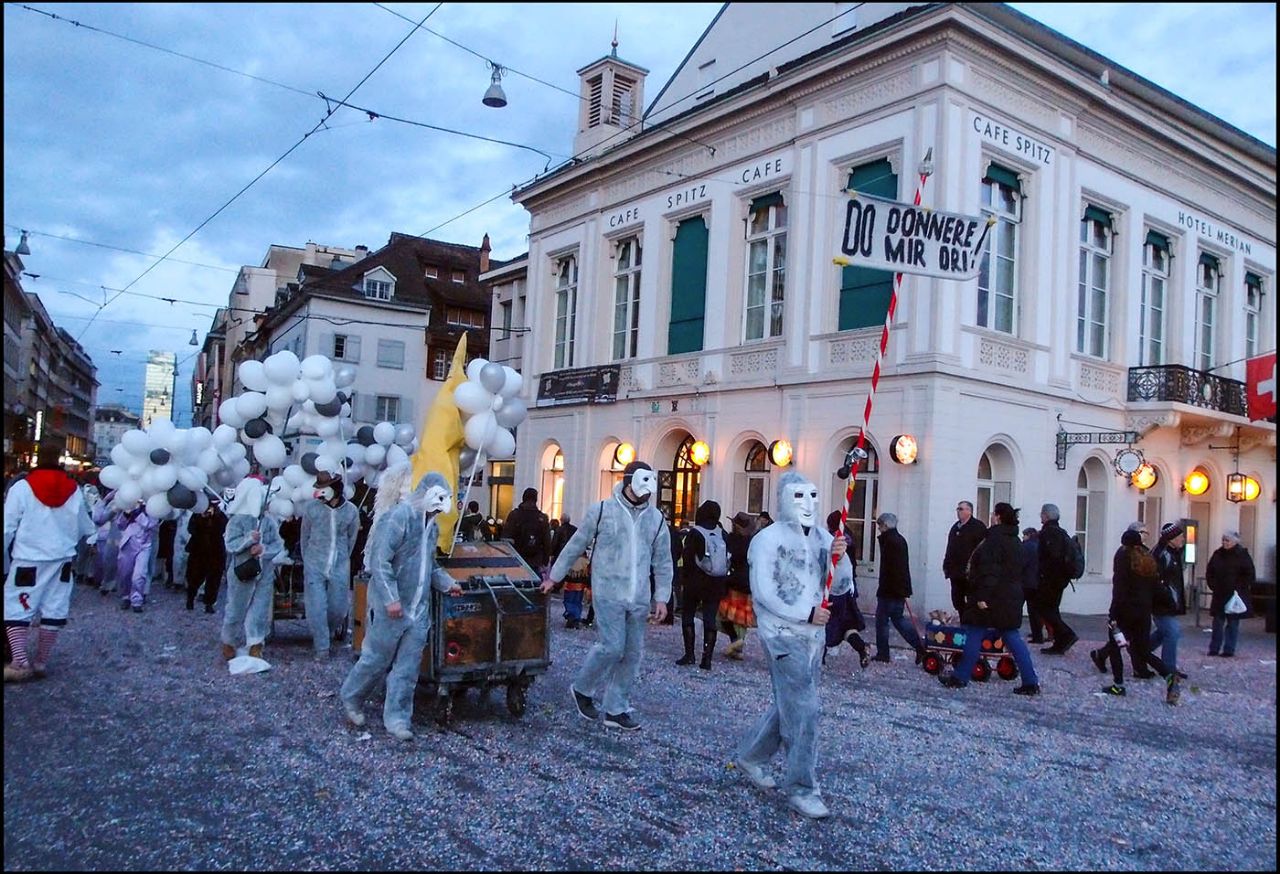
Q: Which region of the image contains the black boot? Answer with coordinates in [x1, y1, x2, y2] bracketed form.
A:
[847, 634, 870, 669]
[675, 624, 696, 666]
[699, 629, 717, 670]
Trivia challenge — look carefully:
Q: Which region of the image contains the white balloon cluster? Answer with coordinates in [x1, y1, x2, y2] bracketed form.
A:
[98, 419, 225, 518]
[453, 359, 527, 470]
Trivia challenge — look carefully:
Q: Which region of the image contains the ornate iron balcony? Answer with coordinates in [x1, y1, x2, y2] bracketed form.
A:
[1127, 365, 1247, 417]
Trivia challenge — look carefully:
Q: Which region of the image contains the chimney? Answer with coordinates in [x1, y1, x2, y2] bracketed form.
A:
[480, 234, 491, 274]
[355, 245, 369, 260]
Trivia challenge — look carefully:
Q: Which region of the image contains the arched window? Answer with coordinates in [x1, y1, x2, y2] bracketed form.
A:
[672, 436, 701, 528]
[1076, 458, 1108, 574]
[600, 442, 627, 500]
[742, 440, 770, 514]
[975, 446, 1013, 525]
[830, 438, 879, 564]
[541, 449, 565, 521]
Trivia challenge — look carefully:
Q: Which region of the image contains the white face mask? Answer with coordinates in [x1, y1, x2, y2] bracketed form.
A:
[628, 468, 657, 500]
[314, 487, 336, 502]
[419, 485, 452, 515]
[792, 485, 819, 527]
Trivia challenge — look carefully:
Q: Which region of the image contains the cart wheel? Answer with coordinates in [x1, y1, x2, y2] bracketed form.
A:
[996, 658, 1018, 681]
[922, 653, 942, 675]
[972, 659, 992, 682]
[506, 683, 527, 718]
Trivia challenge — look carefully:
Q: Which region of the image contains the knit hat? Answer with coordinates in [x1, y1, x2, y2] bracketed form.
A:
[1120, 528, 1144, 547]
[1160, 522, 1184, 540]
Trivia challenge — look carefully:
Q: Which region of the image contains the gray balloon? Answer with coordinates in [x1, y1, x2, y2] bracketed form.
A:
[393, 424, 415, 446]
[167, 483, 197, 510]
[149, 448, 171, 466]
[480, 361, 507, 394]
[314, 397, 343, 417]
[494, 398, 527, 429]
[459, 447, 477, 472]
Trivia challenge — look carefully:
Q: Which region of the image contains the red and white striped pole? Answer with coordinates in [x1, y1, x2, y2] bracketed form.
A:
[823, 149, 933, 607]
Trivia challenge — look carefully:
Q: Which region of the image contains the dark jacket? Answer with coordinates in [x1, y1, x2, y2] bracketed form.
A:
[681, 527, 727, 600]
[1109, 530, 1159, 620]
[1019, 537, 1039, 592]
[961, 523, 1023, 630]
[1037, 520, 1073, 591]
[876, 528, 912, 599]
[1207, 544, 1256, 618]
[724, 528, 752, 593]
[504, 500, 550, 570]
[186, 508, 228, 579]
[1151, 537, 1186, 617]
[944, 517, 987, 580]
[550, 522, 577, 563]
[459, 511, 485, 542]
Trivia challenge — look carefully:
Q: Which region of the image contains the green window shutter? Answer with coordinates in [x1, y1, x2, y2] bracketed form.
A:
[840, 159, 898, 330]
[1198, 252, 1220, 272]
[749, 191, 784, 213]
[1083, 205, 1112, 228]
[1145, 230, 1170, 253]
[983, 163, 1022, 194]
[668, 216, 709, 354]
[1245, 271, 1263, 289]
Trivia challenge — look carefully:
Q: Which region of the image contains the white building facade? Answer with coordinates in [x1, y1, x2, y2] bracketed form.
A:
[506, 3, 1276, 615]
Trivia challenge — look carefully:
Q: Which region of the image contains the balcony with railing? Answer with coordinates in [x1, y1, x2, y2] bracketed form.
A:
[1127, 365, 1247, 418]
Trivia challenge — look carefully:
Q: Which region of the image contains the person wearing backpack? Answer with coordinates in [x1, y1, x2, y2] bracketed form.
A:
[504, 488, 551, 575]
[676, 500, 731, 670]
[1036, 503, 1080, 655]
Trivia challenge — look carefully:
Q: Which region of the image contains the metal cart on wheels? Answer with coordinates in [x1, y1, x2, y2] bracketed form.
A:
[353, 541, 548, 725]
[424, 542, 549, 725]
[919, 619, 1020, 682]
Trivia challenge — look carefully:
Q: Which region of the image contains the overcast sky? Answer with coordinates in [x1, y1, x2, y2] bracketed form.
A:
[4, 2, 1275, 424]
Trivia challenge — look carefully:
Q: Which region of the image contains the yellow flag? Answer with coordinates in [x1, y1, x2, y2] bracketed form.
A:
[410, 333, 468, 551]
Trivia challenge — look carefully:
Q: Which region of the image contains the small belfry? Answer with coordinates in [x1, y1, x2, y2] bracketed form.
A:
[573, 27, 649, 158]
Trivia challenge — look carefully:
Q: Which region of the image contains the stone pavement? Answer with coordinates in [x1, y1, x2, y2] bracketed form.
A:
[4, 582, 1276, 871]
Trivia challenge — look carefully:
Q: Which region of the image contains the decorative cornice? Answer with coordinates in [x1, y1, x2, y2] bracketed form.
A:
[1180, 423, 1236, 446]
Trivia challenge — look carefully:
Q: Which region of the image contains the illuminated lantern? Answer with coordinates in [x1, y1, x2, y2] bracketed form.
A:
[689, 440, 711, 467]
[889, 434, 918, 465]
[1243, 476, 1261, 502]
[767, 439, 793, 467]
[1226, 472, 1260, 503]
[613, 442, 636, 466]
[1131, 463, 1158, 491]
[1183, 469, 1210, 496]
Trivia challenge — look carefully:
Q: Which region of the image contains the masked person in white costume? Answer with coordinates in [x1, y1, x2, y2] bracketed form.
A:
[340, 469, 461, 740]
[300, 470, 360, 659]
[734, 471, 850, 820]
[542, 460, 673, 731]
[220, 477, 284, 662]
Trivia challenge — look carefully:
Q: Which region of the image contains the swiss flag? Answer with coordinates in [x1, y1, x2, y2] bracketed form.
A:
[1246, 352, 1277, 421]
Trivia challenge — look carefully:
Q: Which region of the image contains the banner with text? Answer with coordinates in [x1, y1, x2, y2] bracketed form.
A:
[837, 192, 991, 280]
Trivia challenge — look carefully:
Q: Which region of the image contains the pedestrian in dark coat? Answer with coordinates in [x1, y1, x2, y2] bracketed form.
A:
[1089, 528, 1178, 702]
[1206, 531, 1255, 657]
[504, 488, 550, 574]
[185, 503, 228, 613]
[871, 513, 925, 663]
[943, 501, 987, 615]
[941, 504, 1040, 694]
[1020, 528, 1048, 643]
[1149, 522, 1187, 674]
[1036, 504, 1079, 655]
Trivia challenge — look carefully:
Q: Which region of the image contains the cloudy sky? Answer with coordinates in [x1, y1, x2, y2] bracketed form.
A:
[4, 2, 1275, 424]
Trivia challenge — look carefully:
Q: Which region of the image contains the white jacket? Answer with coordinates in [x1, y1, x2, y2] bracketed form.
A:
[3, 474, 96, 563]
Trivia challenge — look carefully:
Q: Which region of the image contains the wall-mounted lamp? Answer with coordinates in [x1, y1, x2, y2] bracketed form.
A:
[614, 442, 636, 466]
[1226, 472, 1260, 503]
[768, 439, 793, 467]
[1130, 463, 1158, 491]
[889, 434, 918, 465]
[1182, 469, 1210, 496]
[689, 440, 711, 466]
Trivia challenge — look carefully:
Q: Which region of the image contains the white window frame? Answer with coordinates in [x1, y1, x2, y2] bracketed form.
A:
[430, 349, 448, 380]
[554, 254, 578, 370]
[1076, 210, 1112, 359]
[978, 177, 1021, 335]
[333, 334, 347, 360]
[425, 266, 438, 279]
[1195, 254, 1221, 372]
[364, 278, 392, 300]
[612, 237, 643, 360]
[376, 339, 405, 370]
[1244, 274, 1264, 359]
[451, 270, 466, 284]
[743, 197, 787, 342]
[375, 395, 400, 422]
[1139, 238, 1170, 366]
[500, 301, 513, 340]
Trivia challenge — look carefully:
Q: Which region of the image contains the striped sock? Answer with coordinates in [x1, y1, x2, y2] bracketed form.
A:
[6, 627, 31, 668]
[35, 628, 59, 666]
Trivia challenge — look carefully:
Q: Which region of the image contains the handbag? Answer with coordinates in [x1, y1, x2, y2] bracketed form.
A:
[1223, 591, 1247, 615]
[234, 555, 262, 582]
